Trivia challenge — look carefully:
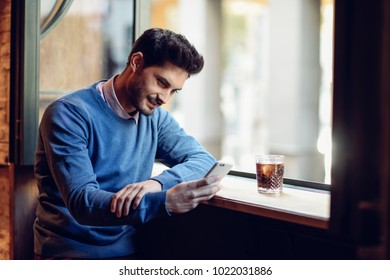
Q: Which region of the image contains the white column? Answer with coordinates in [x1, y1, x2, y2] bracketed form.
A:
[268, 0, 323, 180]
[176, 0, 223, 158]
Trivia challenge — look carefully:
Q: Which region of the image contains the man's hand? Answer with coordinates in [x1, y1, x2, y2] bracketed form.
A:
[111, 179, 162, 218]
[165, 175, 221, 214]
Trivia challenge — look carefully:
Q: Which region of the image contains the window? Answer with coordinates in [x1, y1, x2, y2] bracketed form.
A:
[148, 0, 334, 185]
[39, 0, 135, 120]
[20, 0, 334, 187]
[14, 0, 135, 165]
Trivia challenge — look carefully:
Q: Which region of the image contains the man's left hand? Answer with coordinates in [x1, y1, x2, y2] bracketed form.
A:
[110, 179, 162, 218]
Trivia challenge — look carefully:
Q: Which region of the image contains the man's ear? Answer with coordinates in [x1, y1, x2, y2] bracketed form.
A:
[130, 52, 144, 71]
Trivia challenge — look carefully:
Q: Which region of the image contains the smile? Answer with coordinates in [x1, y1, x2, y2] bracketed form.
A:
[147, 96, 160, 107]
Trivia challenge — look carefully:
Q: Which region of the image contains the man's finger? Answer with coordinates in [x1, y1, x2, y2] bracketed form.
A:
[187, 175, 220, 189]
[196, 184, 221, 199]
[132, 189, 146, 210]
[111, 185, 131, 213]
[116, 188, 137, 217]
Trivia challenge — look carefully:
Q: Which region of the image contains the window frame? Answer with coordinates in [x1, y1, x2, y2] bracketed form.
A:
[11, 0, 40, 165]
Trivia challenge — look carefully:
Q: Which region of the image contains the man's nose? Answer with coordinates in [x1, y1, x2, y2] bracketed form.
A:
[158, 91, 170, 104]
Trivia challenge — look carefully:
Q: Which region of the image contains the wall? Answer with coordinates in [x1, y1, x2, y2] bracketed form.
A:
[0, 0, 11, 260]
[140, 204, 356, 260]
[330, 0, 390, 259]
[0, 0, 10, 163]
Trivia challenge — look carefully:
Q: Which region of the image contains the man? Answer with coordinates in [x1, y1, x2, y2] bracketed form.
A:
[33, 28, 219, 259]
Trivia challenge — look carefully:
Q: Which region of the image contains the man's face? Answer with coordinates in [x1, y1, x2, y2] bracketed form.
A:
[126, 61, 188, 116]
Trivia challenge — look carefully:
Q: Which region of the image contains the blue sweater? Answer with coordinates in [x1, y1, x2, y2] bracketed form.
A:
[33, 82, 216, 259]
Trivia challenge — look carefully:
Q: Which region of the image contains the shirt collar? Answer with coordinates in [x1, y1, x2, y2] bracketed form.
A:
[97, 75, 139, 123]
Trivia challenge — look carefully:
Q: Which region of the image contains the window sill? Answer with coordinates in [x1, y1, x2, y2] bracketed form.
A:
[152, 163, 330, 230]
[202, 175, 330, 230]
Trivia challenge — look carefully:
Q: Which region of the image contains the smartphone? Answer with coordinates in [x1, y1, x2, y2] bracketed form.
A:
[204, 161, 233, 186]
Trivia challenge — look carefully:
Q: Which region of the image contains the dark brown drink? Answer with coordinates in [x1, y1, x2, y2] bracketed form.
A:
[256, 162, 284, 193]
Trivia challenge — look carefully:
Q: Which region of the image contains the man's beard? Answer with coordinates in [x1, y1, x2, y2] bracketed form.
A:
[129, 81, 155, 116]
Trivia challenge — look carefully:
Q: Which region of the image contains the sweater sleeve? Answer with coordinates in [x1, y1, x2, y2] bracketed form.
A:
[151, 108, 217, 190]
[36, 99, 169, 226]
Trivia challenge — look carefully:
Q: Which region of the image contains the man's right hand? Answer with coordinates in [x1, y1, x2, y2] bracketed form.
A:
[165, 175, 221, 214]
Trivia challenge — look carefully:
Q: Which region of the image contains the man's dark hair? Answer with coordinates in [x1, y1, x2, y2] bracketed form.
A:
[127, 28, 204, 76]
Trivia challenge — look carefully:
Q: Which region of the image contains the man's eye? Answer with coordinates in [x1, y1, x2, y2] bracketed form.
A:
[157, 79, 168, 88]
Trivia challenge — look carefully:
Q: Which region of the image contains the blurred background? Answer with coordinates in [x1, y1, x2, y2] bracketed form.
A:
[39, 0, 334, 183]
